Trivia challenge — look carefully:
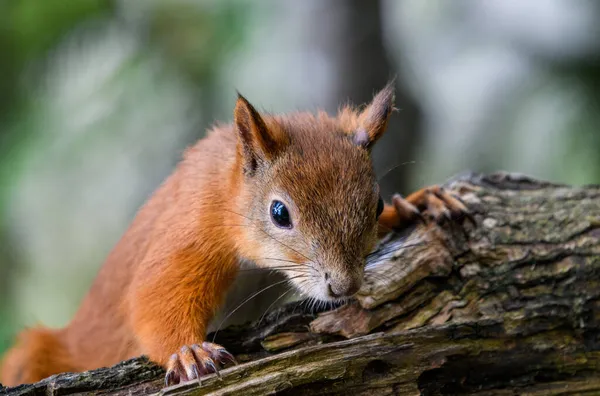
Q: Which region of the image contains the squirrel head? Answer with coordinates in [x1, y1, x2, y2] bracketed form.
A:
[233, 82, 395, 302]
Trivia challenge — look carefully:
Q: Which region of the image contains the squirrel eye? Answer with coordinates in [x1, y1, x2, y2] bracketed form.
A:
[376, 196, 384, 219]
[270, 200, 292, 228]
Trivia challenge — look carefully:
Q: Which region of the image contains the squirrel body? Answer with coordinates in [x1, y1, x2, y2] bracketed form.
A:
[1, 84, 468, 386]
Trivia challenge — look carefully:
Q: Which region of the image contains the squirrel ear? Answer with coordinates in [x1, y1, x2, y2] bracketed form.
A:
[353, 80, 396, 150]
[234, 93, 286, 173]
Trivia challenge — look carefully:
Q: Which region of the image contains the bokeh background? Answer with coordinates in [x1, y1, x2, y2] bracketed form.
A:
[1, 0, 599, 357]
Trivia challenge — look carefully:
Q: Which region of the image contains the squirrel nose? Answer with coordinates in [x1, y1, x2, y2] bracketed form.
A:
[327, 277, 361, 298]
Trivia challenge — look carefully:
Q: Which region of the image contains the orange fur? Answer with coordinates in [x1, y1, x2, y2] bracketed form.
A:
[1, 84, 408, 386]
[0, 328, 73, 385]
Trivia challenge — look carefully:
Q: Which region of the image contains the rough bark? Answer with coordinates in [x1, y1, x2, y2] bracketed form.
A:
[2, 172, 600, 396]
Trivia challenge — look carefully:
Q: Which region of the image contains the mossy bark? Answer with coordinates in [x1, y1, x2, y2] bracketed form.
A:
[3, 172, 600, 395]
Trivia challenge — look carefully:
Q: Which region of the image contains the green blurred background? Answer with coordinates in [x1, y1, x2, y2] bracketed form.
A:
[1, 0, 599, 356]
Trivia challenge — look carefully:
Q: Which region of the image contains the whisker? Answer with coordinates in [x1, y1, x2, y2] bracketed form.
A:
[377, 161, 417, 183]
[246, 257, 313, 266]
[257, 288, 294, 327]
[257, 228, 316, 265]
[223, 209, 317, 265]
[238, 268, 311, 276]
[222, 208, 267, 224]
[294, 297, 308, 315]
[310, 297, 317, 314]
[239, 258, 314, 274]
[212, 276, 303, 342]
[238, 267, 310, 273]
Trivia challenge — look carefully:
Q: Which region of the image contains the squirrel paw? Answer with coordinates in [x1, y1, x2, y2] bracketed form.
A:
[164, 342, 237, 387]
[392, 185, 472, 226]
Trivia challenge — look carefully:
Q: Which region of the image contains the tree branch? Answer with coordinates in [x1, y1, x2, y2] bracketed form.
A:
[3, 172, 600, 395]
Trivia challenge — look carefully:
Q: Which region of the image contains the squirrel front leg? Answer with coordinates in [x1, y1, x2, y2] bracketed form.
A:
[378, 185, 471, 236]
[128, 248, 238, 386]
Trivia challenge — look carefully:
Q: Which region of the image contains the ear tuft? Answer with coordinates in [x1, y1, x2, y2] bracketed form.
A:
[355, 80, 396, 150]
[352, 128, 370, 148]
[234, 93, 286, 174]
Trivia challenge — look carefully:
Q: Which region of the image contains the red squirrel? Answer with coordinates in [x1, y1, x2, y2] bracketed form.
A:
[0, 82, 467, 387]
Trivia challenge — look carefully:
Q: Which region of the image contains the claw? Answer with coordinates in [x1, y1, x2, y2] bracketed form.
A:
[388, 185, 472, 230]
[391, 194, 423, 224]
[190, 363, 201, 383]
[165, 369, 177, 387]
[204, 359, 220, 378]
[218, 349, 238, 366]
[162, 342, 235, 387]
[165, 353, 182, 387]
[202, 341, 239, 366]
